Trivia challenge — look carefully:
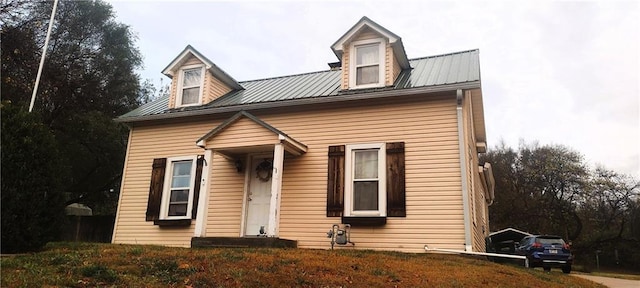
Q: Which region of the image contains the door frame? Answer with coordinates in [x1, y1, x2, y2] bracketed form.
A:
[240, 153, 273, 237]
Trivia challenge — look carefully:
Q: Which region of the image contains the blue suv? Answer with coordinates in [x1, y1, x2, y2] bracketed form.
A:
[516, 235, 573, 273]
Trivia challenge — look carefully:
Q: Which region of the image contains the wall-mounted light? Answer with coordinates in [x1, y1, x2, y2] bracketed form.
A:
[234, 159, 244, 173]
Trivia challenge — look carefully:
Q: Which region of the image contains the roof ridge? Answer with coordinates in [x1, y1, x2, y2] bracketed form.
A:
[239, 69, 339, 84]
[408, 49, 479, 61]
[238, 49, 478, 84]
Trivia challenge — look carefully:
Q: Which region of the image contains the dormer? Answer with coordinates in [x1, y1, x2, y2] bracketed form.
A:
[331, 17, 411, 90]
[162, 45, 242, 109]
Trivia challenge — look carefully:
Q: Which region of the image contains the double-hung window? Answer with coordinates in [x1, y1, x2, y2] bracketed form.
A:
[161, 156, 198, 219]
[349, 38, 385, 89]
[344, 143, 386, 217]
[326, 142, 405, 221]
[177, 65, 204, 107]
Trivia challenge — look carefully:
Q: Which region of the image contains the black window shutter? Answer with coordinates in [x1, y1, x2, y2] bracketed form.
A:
[146, 158, 167, 221]
[386, 142, 406, 217]
[327, 145, 345, 217]
[191, 155, 205, 219]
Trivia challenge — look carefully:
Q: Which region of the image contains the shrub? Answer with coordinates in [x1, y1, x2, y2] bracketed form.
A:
[1, 103, 67, 253]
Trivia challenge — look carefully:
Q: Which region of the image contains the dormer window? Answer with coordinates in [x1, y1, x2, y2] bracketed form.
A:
[349, 39, 385, 89]
[177, 65, 205, 107]
[331, 17, 412, 91]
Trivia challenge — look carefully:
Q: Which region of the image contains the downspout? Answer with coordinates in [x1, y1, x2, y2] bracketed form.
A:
[456, 89, 472, 252]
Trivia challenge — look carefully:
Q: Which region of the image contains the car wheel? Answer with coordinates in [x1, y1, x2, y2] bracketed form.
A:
[543, 267, 551, 272]
[562, 265, 571, 274]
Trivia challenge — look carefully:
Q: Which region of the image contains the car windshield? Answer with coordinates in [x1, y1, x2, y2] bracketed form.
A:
[536, 237, 565, 245]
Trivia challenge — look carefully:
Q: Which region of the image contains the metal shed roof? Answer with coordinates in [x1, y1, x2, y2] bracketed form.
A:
[118, 49, 481, 122]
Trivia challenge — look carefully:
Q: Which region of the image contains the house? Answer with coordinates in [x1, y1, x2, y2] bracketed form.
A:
[112, 16, 495, 253]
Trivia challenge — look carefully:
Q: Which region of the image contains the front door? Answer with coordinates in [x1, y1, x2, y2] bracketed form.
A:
[245, 155, 273, 236]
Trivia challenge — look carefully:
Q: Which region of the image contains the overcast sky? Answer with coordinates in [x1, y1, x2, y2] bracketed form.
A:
[108, 0, 639, 178]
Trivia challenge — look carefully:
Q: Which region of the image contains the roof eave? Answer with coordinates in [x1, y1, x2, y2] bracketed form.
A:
[390, 40, 411, 69]
[471, 86, 487, 144]
[161, 45, 204, 77]
[115, 81, 481, 124]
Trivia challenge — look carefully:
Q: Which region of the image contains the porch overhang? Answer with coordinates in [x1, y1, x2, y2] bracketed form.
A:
[195, 111, 307, 158]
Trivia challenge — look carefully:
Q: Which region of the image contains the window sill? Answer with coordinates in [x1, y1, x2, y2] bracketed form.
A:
[154, 219, 192, 227]
[341, 216, 386, 226]
[174, 103, 201, 109]
[348, 83, 385, 90]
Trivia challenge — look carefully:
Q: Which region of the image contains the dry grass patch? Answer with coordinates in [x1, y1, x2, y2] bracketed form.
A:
[1, 242, 605, 287]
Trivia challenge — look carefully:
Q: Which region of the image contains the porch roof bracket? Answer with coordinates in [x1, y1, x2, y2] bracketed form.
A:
[278, 134, 307, 156]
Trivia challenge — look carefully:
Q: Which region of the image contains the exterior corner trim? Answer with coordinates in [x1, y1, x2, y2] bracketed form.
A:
[456, 89, 472, 252]
[111, 129, 133, 243]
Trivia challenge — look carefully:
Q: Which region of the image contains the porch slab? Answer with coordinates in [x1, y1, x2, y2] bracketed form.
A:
[191, 237, 297, 248]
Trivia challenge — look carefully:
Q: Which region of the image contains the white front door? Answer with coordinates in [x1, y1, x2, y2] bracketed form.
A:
[245, 156, 273, 236]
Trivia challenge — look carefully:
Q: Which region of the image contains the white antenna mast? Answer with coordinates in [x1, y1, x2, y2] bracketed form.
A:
[29, 0, 59, 112]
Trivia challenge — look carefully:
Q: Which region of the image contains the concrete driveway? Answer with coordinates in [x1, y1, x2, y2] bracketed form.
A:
[573, 274, 640, 288]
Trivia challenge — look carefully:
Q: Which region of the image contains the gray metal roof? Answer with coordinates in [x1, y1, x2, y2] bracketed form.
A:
[118, 49, 480, 122]
[120, 95, 169, 118]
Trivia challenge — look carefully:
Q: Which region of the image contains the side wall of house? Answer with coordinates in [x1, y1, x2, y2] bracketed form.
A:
[263, 95, 464, 252]
[461, 89, 489, 252]
[113, 94, 466, 252]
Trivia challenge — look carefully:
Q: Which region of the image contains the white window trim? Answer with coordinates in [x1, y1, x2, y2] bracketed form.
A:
[344, 143, 387, 217]
[349, 38, 386, 89]
[159, 155, 198, 220]
[176, 64, 205, 107]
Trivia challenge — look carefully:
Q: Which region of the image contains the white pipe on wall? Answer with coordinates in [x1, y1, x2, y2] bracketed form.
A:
[424, 245, 527, 260]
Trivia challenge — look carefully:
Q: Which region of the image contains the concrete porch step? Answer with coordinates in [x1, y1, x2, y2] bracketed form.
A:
[191, 237, 297, 248]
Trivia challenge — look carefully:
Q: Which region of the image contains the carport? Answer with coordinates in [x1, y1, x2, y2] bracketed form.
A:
[486, 228, 531, 255]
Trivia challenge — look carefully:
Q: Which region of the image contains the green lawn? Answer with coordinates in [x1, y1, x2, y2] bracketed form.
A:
[1, 242, 606, 287]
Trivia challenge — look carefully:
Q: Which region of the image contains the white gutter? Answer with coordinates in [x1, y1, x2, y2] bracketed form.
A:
[456, 89, 472, 252]
[116, 81, 481, 123]
[424, 245, 526, 260]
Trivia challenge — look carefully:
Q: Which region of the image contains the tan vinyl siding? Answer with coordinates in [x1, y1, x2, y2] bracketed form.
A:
[114, 94, 467, 252]
[168, 73, 178, 109]
[393, 54, 401, 84]
[385, 42, 393, 86]
[353, 27, 382, 41]
[257, 95, 463, 252]
[206, 153, 245, 236]
[462, 89, 487, 252]
[205, 117, 278, 149]
[112, 120, 215, 247]
[202, 71, 232, 104]
[473, 169, 489, 249]
[341, 46, 350, 90]
[184, 56, 201, 66]
[111, 129, 133, 243]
